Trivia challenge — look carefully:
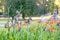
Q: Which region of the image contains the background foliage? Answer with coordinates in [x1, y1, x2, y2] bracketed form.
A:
[4, 0, 55, 18]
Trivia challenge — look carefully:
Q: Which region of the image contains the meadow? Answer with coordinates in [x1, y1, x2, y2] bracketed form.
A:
[0, 20, 60, 40]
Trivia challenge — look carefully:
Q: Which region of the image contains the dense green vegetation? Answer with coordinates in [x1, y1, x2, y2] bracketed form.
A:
[0, 23, 60, 40]
[4, 0, 55, 19]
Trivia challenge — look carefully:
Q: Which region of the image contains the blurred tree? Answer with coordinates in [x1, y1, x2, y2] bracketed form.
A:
[5, 0, 19, 19]
[39, 0, 55, 14]
[46, 0, 55, 14]
[4, 0, 55, 19]
[5, 0, 38, 19]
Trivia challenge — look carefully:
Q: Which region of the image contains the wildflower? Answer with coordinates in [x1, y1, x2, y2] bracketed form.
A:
[48, 27, 56, 32]
[22, 22, 28, 26]
[57, 19, 60, 22]
[15, 24, 18, 28]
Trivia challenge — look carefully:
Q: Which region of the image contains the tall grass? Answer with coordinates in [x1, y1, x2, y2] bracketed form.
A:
[0, 24, 60, 40]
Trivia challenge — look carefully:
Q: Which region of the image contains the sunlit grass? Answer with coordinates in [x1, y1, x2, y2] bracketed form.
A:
[0, 19, 11, 23]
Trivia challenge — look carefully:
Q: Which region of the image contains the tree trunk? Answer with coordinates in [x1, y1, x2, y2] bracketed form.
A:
[57, 6, 58, 14]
